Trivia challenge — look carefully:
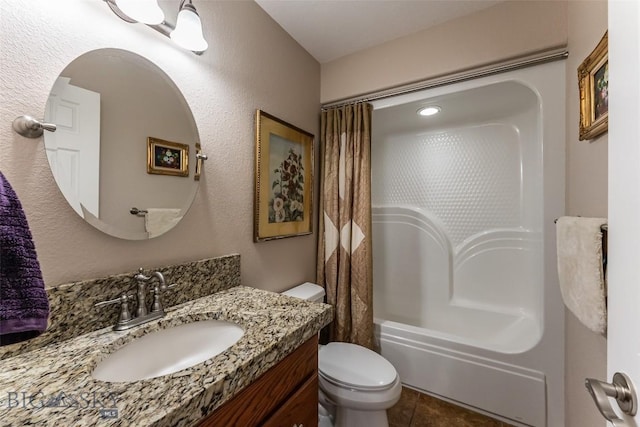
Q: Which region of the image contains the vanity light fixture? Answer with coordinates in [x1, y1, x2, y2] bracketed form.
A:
[170, 0, 209, 52]
[105, 0, 208, 54]
[417, 106, 442, 117]
[114, 0, 164, 25]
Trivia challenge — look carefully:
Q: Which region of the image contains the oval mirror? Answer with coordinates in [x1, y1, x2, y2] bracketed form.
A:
[43, 48, 200, 240]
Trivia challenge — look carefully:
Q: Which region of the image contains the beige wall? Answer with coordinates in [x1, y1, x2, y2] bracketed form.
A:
[0, 0, 320, 292]
[565, 1, 608, 426]
[320, 0, 567, 103]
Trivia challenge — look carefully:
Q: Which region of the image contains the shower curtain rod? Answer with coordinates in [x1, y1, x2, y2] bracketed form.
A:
[321, 47, 569, 110]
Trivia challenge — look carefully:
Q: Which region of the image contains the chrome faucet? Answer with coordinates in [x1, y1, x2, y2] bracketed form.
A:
[133, 269, 166, 316]
[95, 268, 177, 331]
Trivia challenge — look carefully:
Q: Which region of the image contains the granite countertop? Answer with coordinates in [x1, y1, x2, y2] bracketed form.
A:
[0, 286, 333, 427]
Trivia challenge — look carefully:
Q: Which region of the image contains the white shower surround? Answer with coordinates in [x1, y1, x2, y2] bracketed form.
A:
[370, 61, 565, 426]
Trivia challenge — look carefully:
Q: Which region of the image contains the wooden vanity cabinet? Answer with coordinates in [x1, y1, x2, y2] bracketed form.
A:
[198, 336, 318, 427]
[262, 374, 318, 427]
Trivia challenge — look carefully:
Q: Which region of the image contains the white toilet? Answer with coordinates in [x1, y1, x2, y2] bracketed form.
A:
[282, 282, 402, 427]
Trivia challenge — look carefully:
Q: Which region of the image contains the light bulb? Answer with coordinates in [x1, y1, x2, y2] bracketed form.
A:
[115, 0, 165, 25]
[417, 106, 441, 117]
[170, 3, 208, 52]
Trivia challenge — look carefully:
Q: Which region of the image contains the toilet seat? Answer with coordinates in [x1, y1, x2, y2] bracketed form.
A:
[319, 343, 398, 391]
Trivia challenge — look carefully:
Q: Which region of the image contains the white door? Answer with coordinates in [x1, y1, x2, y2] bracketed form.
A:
[599, 1, 640, 426]
[44, 77, 101, 218]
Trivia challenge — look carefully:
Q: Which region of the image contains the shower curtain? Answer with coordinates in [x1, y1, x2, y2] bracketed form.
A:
[317, 103, 374, 349]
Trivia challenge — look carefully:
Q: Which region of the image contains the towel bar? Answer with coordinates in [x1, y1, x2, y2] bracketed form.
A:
[130, 207, 148, 216]
[553, 218, 608, 232]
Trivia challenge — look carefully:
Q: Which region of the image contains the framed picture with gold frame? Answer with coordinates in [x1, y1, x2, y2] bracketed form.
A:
[254, 110, 314, 242]
[147, 137, 189, 177]
[578, 31, 608, 141]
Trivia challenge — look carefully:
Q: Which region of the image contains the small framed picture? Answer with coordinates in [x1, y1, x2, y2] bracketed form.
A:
[578, 31, 608, 141]
[254, 110, 314, 242]
[147, 137, 189, 177]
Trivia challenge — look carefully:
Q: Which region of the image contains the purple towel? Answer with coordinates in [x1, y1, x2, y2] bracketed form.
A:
[0, 171, 49, 345]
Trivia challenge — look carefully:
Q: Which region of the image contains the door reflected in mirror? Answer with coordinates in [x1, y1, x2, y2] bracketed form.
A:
[44, 48, 200, 240]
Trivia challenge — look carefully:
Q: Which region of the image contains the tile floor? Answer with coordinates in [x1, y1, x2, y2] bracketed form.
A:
[388, 387, 515, 427]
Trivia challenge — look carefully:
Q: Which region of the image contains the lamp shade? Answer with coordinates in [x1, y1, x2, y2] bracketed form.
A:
[115, 0, 164, 25]
[170, 4, 208, 52]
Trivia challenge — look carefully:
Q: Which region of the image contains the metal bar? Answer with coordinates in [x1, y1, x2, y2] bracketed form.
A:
[321, 48, 569, 110]
[130, 207, 148, 216]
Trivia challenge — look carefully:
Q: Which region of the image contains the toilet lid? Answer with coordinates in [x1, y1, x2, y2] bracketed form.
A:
[318, 343, 397, 391]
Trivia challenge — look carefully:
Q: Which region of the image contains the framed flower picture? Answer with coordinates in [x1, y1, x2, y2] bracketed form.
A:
[578, 31, 608, 141]
[254, 110, 314, 242]
[147, 137, 189, 177]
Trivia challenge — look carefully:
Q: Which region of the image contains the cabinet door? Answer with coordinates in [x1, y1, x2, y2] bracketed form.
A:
[262, 374, 318, 427]
[198, 337, 318, 427]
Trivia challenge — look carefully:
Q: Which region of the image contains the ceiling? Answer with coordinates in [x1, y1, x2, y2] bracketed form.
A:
[255, 0, 503, 64]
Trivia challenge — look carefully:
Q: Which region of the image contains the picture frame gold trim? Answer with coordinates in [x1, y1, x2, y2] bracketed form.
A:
[254, 110, 314, 242]
[578, 31, 608, 141]
[147, 137, 189, 177]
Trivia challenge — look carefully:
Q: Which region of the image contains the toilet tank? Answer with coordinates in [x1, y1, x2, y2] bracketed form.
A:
[281, 282, 325, 303]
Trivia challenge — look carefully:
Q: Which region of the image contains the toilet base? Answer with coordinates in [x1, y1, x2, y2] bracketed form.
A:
[334, 408, 389, 427]
[319, 375, 401, 427]
[319, 403, 334, 427]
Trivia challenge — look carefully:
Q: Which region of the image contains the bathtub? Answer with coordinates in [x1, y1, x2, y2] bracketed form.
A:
[370, 61, 566, 426]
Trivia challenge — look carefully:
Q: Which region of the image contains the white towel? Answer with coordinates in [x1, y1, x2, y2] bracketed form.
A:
[145, 208, 182, 238]
[556, 216, 607, 335]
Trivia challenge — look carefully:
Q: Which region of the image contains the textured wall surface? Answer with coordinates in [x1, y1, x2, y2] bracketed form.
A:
[0, 0, 320, 291]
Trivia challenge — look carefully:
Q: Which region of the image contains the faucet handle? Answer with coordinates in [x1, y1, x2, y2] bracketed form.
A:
[95, 294, 132, 307]
[161, 283, 178, 292]
[150, 283, 178, 313]
[95, 294, 134, 324]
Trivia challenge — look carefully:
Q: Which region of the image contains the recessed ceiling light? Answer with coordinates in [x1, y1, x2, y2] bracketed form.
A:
[417, 106, 441, 117]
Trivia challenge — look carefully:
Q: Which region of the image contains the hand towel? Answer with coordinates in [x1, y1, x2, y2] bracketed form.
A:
[0, 172, 50, 346]
[145, 208, 182, 238]
[556, 216, 607, 335]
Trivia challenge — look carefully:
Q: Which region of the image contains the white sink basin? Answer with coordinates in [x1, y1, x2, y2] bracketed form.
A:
[92, 320, 244, 382]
